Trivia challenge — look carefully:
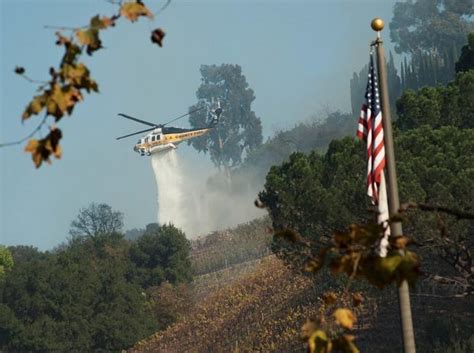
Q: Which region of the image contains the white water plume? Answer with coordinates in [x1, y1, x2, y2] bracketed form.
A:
[151, 150, 190, 232]
[151, 149, 266, 238]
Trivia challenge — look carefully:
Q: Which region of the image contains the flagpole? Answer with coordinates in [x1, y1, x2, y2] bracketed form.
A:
[370, 18, 416, 353]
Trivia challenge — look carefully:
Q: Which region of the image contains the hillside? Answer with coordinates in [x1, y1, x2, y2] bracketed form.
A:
[128, 209, 474, 353]
[130, 256, 327, 353]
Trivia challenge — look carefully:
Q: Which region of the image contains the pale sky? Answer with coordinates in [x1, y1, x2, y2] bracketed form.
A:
[1, 0, 396, 250]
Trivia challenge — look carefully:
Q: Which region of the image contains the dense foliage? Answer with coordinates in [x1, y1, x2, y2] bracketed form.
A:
[1, 234, 155, 351]
[456, 33, 474, 73]
[130, 223, 193, 287]
[350, 7, 473, 115]
[0, 246, 14, 278]
[259, 57, 474, 351]
[350, 52, 402, 116]
[0, 218, 193, 351]
[188, 64, 263, 173]
[396, 70, 474, 130]
[389, 0, 473, 55]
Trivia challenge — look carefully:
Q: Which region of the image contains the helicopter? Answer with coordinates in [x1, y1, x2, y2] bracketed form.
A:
[116, 103, 222, 156]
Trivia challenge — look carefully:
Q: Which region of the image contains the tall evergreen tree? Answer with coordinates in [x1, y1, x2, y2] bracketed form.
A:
[188, 64, 263, 177]
[456, 33, 474, 73]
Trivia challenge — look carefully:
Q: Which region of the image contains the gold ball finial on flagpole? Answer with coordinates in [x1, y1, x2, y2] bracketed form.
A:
[371, 18, 384, 32]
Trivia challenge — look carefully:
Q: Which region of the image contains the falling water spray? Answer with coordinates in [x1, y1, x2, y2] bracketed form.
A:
[151, 150, 190, 231]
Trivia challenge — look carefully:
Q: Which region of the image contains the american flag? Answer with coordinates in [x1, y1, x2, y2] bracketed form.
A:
[357, 52, 386, 206]
[357, 52, 390, 256]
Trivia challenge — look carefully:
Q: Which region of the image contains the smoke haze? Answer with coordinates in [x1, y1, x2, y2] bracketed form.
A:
[151, 150, 266, 238]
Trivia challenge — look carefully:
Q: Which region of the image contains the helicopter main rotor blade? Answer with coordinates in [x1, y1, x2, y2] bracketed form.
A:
[118, 113, 158, 127]
[116, 127, 155, 140]
[161, 106, 206, 127]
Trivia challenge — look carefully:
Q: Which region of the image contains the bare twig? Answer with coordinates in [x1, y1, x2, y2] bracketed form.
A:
[105, 0, 123, 5]
[399, 202, 474, 220]
[17, 73, 48, 86]
[154, 0, 172, 16]
[43, 25, 84, 31]
[411, 292, 471, 299]
[0, 114, 48, 148]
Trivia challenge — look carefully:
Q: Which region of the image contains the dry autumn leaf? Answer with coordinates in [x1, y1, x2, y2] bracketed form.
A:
[151, 28, 165, 47]
[333, 334, 360, 353]
[351, 292, 364, 307]
[333, 308, 356, 329]
[22, 93, 47, 121]
[307, 330, 331, 353]
[121, 2, 153, 22]
[321, 292, 338, 305]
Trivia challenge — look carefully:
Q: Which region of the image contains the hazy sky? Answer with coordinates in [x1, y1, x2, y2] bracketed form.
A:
[1, 0, 397, 250]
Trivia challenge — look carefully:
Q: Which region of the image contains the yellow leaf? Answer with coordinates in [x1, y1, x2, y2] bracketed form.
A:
[308, 330, 331, 353]
[32, 151, 43, 168]
[75, 28, 101, 55]
[334, 308, 356, 329]
[24, 139, 43, 168]
[24, 139, 39, 153]
[61, 63, 87, 85]
[397, 250, 420, 286]
[53, 144, 62, 159]
[76, 29, 94, 46]
[101, 16, 114, 28]
[121, 2, 154, 22]
[375, 253, 403, 277]
[61, 42, 82, 65]
[22, 94, 46, 120]
[90, 15, 113, 29]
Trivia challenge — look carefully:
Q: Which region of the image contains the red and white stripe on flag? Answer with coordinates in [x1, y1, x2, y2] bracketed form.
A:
[357, 52, 390, 257]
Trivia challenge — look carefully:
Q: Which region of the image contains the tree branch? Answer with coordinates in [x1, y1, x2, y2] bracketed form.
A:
[43, 25, 85, 31]
[154, 0, 172, 16]
[399, 202, 474, 220]
[0, 114, 48, 148]
[17, 73, 49, 85]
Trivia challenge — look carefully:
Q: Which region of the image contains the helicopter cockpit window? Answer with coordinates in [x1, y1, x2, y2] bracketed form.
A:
[151, 136, 155, 141]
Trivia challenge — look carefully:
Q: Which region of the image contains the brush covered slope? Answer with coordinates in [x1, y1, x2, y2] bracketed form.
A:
[130, 256, 327, 353]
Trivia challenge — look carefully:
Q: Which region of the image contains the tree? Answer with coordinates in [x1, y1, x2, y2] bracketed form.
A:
[456, 33, 474, 73]
[258, 124, 474, 351]
[396, 70, 474, 130]
[258, 138, 367, 249]
[239, 111, 357, 185]
[7, 245, 44, 264]
[389, 0, 473, 56]
[0, 246, 14, 278]
[0, 233, 157, 351]
[69, 202, 124, 238]
[188, 64, 263, 177]
[350, 56, 401, 116]
[129, 223, 192, 288]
